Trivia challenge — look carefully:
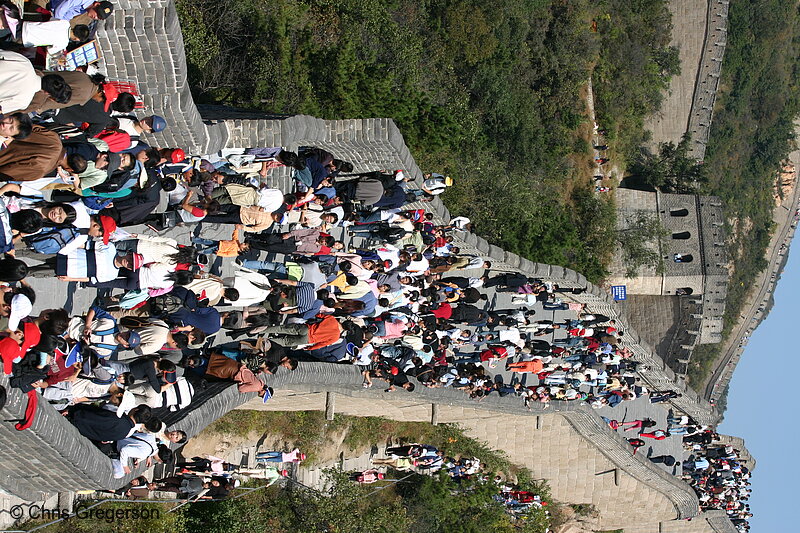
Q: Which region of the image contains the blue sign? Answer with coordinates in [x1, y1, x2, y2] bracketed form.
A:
[611, 285, 627, 301]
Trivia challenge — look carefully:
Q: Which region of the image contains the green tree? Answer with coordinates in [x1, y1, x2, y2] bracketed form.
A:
[183, 470, 410, 533]
[628, 134, 707, 193]
[616, 212, 667, 277]
[399, 473, 548, 533]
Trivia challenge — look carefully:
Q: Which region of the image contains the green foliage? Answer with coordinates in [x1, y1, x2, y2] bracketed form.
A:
[616, 212, 667, 277]
[204, 409, 520, 475]
[627, 134, 707, 193]
[686, 0, 800, 388]
[443, 157, 616, 281]
[398, 473, 542, 533]
[177, 0, 680, 282]
[179, 469, 551, 533]
[182, 472, 410, 533]
[205, 410, 347, 463]
[592, 0, 679, 159]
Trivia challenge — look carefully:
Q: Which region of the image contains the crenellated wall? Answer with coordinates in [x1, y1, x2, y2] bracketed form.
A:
[645, 0, 729, 160]
[163, 362, 699, 530]
[0, 4, 736, 531]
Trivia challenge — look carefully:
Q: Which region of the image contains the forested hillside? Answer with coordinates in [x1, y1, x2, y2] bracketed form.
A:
[177, 0, 678, 281]
[689, 0, 800, 386]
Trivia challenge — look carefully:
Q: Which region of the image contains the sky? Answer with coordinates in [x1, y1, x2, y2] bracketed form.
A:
[719, 241, 800, 532]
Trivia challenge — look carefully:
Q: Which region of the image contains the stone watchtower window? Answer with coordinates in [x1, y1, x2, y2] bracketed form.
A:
[672, 231, 691, 239]
[670, 208, 689, 217]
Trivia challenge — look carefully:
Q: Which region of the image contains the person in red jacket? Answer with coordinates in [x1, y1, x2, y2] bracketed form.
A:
[0, 321, 40, 375]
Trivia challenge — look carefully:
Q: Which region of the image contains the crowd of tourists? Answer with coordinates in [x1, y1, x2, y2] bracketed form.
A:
[0, 4, 749, 530]
[681, 430, 753, 532]
[605, 413, 752, 531]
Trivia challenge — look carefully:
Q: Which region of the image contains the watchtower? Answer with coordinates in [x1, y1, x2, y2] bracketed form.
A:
[609, 188, 728, 344]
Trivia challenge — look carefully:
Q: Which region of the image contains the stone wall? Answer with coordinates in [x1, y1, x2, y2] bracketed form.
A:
[645, 0, 729, 160]
[159, 362, 699, 530]
[202, 113, 719, 424]
[625, 510, 737, 533]
[0, 0, 727, 520]
[0, 376, 116, 500]
[685, 0, 729, 159]
[94, 0, 716, 421]
[645, 1, 708, 150]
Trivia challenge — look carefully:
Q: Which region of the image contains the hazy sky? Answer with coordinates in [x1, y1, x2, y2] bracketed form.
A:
[718, 240, 799, 532]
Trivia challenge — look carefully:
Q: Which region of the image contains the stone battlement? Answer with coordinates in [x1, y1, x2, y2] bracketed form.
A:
[0, 3, 727, 531]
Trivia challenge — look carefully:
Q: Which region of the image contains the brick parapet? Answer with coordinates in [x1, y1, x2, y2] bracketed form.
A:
[160, 362, 700, 521]
[206, 112, 716, 422]
[0, 0, 723, 512]
[0, 377, 116, 500]
[686, 0, 729, 159]
[703, 510, 738, 533]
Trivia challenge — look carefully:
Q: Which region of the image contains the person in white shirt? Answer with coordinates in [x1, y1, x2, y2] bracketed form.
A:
[112, 426, 173, 478]
[0, 50, 41, 114]
[12, 20, 89, 56]
[115, 115, 166, 150]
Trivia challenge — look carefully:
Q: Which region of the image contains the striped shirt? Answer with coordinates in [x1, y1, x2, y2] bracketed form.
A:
[295, 281, 317, 314]
[56, 242, 118, 283]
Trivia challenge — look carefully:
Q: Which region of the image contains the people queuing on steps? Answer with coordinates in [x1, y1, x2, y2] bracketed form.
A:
[681, 431, 753, 532]
[601, 411, 752, 532]
[0, 20, 745, 524]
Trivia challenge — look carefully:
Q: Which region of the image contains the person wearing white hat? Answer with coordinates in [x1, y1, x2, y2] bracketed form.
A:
[421, 172, 453, 195]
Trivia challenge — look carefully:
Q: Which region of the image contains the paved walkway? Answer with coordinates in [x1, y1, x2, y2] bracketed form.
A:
[644, 0, 709, 149]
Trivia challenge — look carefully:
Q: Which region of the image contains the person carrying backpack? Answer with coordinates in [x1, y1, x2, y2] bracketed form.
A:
[23, 225, 83, 255]
[21, 214, 112, 256]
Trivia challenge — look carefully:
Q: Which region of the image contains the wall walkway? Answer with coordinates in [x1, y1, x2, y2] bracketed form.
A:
[0, 3, 734, 531]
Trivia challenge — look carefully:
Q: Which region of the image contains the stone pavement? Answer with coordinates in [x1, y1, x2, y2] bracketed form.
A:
[90, 0, 718, 425]
[237, 386, 691, 530]
[619, 294, 681, 361]
[644, 0, 708, 150]
[293, 447, 386, 492]
[645, 0, 730, 160]
[0, 4, 729, 532]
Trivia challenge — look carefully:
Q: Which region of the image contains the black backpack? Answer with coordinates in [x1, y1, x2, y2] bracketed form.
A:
[93, 169, 133, 193]
[149, 293, 186, 317]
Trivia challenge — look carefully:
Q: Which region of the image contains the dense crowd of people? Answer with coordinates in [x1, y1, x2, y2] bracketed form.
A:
[0, 4, 750, 531]
[605, 413, 753, 531]
[682, 433, 753, 532]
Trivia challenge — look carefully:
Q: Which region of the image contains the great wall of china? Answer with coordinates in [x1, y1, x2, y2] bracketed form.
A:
[0, 1, 752, 531]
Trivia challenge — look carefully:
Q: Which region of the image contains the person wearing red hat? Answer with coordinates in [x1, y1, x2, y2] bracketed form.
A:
[46, 214, 113, 257]
[0, 322, 39, 375]
[0, 334, 24, 375]
[98, 215, 116, 244]
[169, 148, 185, 164]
